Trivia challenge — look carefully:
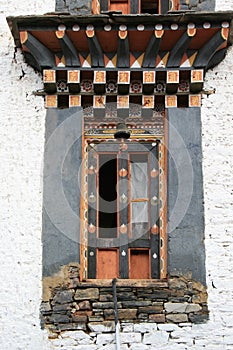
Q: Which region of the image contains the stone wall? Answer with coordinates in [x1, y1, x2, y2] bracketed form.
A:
[41, 264, 208, 335]
[55, 0, 92, 14]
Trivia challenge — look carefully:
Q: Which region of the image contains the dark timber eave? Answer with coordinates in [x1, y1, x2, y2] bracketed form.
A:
[7, 11, 233, 47]
[6, 11, 233, 74]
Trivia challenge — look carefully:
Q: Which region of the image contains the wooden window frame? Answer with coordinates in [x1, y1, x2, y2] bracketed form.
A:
[101, 0, 180, 14]
[80, 134, 167, 282]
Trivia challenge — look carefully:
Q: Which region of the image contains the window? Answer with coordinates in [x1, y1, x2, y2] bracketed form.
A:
[81, 139, 166, 280]
[100, 0, 176, 14]
[108, 0, 130, 14]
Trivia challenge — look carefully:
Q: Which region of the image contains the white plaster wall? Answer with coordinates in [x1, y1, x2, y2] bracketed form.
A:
[0, 1, 54, 350]
[0, 0, 233, 349]
[0, 0, 55, 16]
[215, 0, 233, 11]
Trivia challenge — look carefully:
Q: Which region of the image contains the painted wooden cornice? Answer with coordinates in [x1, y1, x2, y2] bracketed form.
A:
[7, 12, 233, 72]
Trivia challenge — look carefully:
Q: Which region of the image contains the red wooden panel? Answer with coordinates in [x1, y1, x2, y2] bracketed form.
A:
[129, 249, 150, 279]
[108, 0, 130, 14]
[96, 249, 119, 279]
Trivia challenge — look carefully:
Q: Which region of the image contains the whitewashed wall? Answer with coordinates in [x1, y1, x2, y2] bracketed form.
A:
[215, 0, 233, 11]
[0, 1, 54, 350]
[0, 0, 233, 349]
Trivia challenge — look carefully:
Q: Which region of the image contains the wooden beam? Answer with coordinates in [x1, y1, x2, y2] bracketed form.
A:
[19, 31, 55, 69]
[86, 29, 104, 67]
[81, 279, 168, 287]
[207, 47, 227, 70]
[142, 31, 163, 68]
[117, 30, 130, 68]
[159, 0, 170, 14]
[167, 29, 195, 68]
[56, 31, 80, 67]
[118, 154, 129, 279]
[194, 30, 226, 68]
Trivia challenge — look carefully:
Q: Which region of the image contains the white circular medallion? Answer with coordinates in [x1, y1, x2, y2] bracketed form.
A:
[187, 23, 195, 29]
[203, 22, 211, 29]
[72, 24, 80, 31]
[155, 24, 163, 31]
[86, 25, 94, 31]
[119, 25, 127, 31]
[222, 22, 229, 28]
[171, 23, 178, 31]
[137, 24, 144, 31]
[58, 24, 66, 31]
[104, 24, 112, 31]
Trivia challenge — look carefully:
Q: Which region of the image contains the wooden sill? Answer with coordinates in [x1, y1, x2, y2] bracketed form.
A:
[79, 279, 168, 288]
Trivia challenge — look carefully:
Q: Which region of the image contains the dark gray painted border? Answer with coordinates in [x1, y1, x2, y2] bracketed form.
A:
[167, 108, 206, 285]
[42, 108, 82, 277]
[42, 106, 206, 285]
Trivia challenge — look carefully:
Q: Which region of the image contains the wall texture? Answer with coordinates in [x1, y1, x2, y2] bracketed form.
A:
[0, 0, 233, 349]
[55, 0, 92, 14]
[180, 0, 215, 11]
[0, 1, 54, 349]
[167, 108, 206, 285]
[42, 108, 82, 277]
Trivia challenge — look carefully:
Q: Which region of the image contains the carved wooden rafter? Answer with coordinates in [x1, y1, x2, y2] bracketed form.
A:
[194, 28, 229, 68]
[20, 31, 55, 69]
[86, 29, 104, 67]
[16, 23, 230, 72]
[142, 30, 164, 68]
[55, 30, 80, 67]
[117, 30, 130, 68]
[167, 27, 196, 68]
[207, 48, 228, 70]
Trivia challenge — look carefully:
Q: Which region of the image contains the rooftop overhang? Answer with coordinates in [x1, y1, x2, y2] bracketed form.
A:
[7, 12, 233, 73]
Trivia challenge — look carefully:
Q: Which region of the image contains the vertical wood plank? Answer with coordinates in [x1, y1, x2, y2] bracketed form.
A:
[118, 151, 129, 278]
[88, 147, 97, 278]
[159, 0, 169, 14]
[129, 249, 150, 279]
[96, 249, 119, 279]
[150, 143, 160, 278]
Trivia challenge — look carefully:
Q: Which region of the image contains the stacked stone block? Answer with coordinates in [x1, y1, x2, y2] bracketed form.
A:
[41, 265, 208, 335]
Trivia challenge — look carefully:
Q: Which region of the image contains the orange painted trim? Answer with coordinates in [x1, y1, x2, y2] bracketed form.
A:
[86, 30, 95, 38]
[188, 28, 196, 37]
[160, 111, 168, 279]
[118, 30, 128, 40]
[158, 0, 161, 14]
[20, 31, 28, 44]
[172, 0, 180, 10]
[92, 0, 100, 14]
[55, 30, 65, 39]
[221, 27, 229, 41]
[79, 127, 86, 282]
[155, 30, 164, 39]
